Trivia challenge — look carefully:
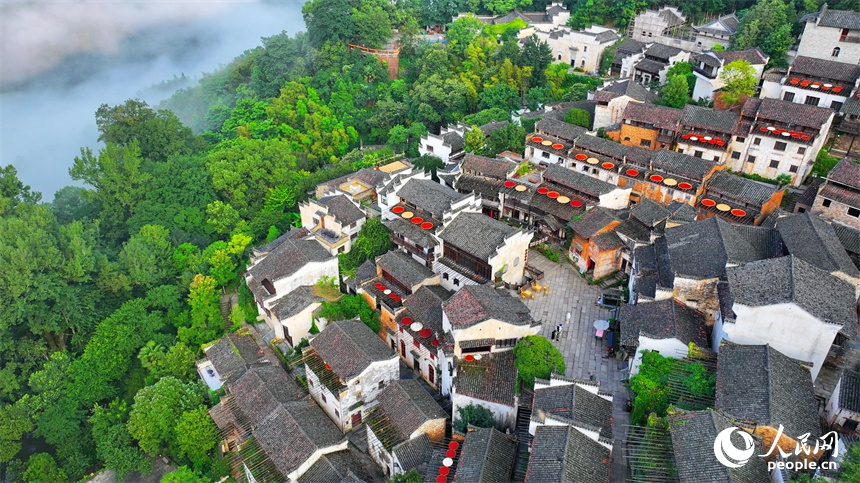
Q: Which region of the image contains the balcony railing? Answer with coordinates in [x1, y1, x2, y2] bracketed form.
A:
[391, 234, 434, 261]
[839, 119, 860, 135]
[656, 133, 675, 145]
[312, 227, 349, 249]
[694, 66, 717, 79]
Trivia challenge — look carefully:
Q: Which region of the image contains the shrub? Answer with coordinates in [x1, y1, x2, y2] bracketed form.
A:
[454, 403, 495, 432]
[513, 335, 566, 387]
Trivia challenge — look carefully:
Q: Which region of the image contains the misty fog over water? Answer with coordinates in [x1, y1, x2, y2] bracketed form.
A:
[0, 0, 307, 200]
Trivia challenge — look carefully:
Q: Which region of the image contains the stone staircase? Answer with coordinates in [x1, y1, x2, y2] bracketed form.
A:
[220, 295, 232, 332]
[512, 404, 533, 482]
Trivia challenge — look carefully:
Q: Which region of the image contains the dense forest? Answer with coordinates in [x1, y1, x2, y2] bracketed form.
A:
[0, 0, 846, 481]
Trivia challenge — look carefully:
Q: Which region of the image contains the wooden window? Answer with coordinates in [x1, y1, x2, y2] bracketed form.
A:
[790, 165, 799, 173]
[769, 160, 780, 168]
[753, 138, 761, 146]
[783, 92, 795, 102]
[321, 393, 327, 403]
[798, 147, 806, 155]
[823, 199, 832, 207]
[849, 208, 860, 218]
[774, 141, 787, 152]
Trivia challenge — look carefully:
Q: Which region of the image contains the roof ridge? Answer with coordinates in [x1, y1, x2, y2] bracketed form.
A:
[764, 345, 774, 427]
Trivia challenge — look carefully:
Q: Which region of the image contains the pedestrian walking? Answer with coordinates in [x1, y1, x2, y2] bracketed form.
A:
[551, 329, 557, 341]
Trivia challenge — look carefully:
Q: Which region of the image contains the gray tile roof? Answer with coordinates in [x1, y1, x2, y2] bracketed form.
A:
[374, 380, 447, 449]
[716, 342, 821, 440]
[535, 118, 588, 142]
[840, 370, 860, 413]
[615, 38, 646, 55]
[454, 350, 519, 407]
[385, 217, 437, 248]
[842, 96, 860, 116]
[665, 217, 782, 279]
[727, 255, 858, 330]
[525, 424, 611, 483]
[623, 103, 682, 130]
[649, 149, 716, 182]
[443, 285, 533, 329]
[248, 237, 335, 286]
[602, 79, 656, 102]
[310, 319, 395, 381]
[630, 198, 671, 227]
[796, 177, 823, 208]
[618, 298, 709, 347]
[296, 450, 371, 483]
[615, 217, 652, 244]
[695, 13, 740, 35]
[645, 43, 683, 60]
[829, 158, 860, 189]
[376, 250, 436, 289]
[318, 195, 366, 226]
[666, 201, 699, 224]
[532, 384, 613, 439]
[479, 121, 510, 136]
[230, 365, 307, 426]
[544, 164, 619, 197]
[391, 433, 433, 472]
[347, 259, 378, 290]
[254, 227, 311, 256]
[681, 105, 739, 134]
[442, 131, 465, 152]
[573, 133, 629, 160]
[398, 285, 453, 351]
[454, 427, 518, 483]
[593, 231, 625, 251]
[396, 178, 466, 218]
[271, 285, 323, 320]
[253, 402, 346, 479]
[634, 58, 668, 75]
[454, 174, 504, 200]
[704, 171, 779, 208]
[461, 154, 516, 179]
[776, 212, 860, 277]
[755, 98, 834, 130]
[570, 207, 618, 239]
[669, 410, 770, 483]
[819, 8, 860, 30]
[834, 222, 860, 255]
[790, 56, 860, 84]
[438, 212, 520, 261]
[205, 332, 264, 384]
[317, 168, 391, 194]
[717, 48, 767, 66]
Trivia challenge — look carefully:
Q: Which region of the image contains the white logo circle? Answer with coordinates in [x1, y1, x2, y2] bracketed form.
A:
[713, 427, 756, 468]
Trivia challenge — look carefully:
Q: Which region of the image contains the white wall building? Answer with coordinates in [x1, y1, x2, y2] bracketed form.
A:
[798, 5, 860, 65]
[691, 49, 768, 102]
[536, 25, 619, 73]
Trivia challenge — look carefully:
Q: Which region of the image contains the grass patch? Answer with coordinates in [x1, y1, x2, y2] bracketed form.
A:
[483, 18, 527, 36]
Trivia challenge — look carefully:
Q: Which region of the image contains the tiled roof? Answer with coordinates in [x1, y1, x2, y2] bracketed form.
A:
[396, 178, 466, 218]
[634, 58, 668, 75]
[376, 250, 436, 289]
[525, 424, 611, 483]
[754, 98, 834, 129]
[230, 365, 305, 427]
[717, 342, 821, 440]
[399, 285, 453, 351]
[479, 120, 510, 136]
[253, 402, 346, 479]
[208, 402, 236, 431]
[317, 195, 366, 226]
[543, 164, 619, 197]
[630, 198, 671, 227]
[385, 217, 437, 248]
[623, 103, 682, 130]
[615, 38, 646, 55]
[727, 256, 858, 330]
[454, 427, 518, 483]
[442, 131, 465, 152]
[666, 201, 698, 224]
[391, 433, 433, 472]
[205, 332, 264, 384]
[670, 410, 769, 482]
[461, 154, 516, 179]
[842, 96, 860, 116]
[717, 280, 736, 321]
[649, 149, 716, 182]
[829, 158, 860, 189]
[790, 56, 860, 83]
[840, 371, 860, 413]
[438, 212, 520, 261]
[535, 118, 588, 142]
[618, 298, 709, 347]
[776, 212, 860, 277]
[645, 43, 682, 60]
[570, 207, 618, 239]
[820, 184, 860, 209]
[681, 105, 739, 134]
[374, 379, 446, 449]
[247, 238, 334, 286]
[704, 171, 779, 208]
[593, 231, 625, 251]
[615, 217, 652, 244]
[795, 177, 823, 208]
[573, 133, 629, 160]
[444, 284, 533, 329]
[532, 384, 613, 439]
[317, 168, 390, 193]
[296, 450, 371, 483]
[834, 222, 860, 255]
[346, 259, 378, 290]
[625, 146, 656, 166]
[254, 227, 311, 256]
[271, 285, 323, 320]
[600, 79, 656, 102]
[664, 217, 782, 279]
[310, 319, 395, 380]
[819, 8, 860, 30]
[454, 174, 504, 199]
[454, 350, 519, 407]
[695, 13, 740, 35]
[717, 48, 767, 65]
[693, 51, 722, 68]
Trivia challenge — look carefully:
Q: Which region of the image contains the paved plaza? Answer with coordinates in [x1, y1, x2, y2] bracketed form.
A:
[513, 249, 631, 482]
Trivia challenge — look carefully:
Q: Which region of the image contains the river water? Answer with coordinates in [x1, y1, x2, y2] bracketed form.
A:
[0, 0, 307, 200]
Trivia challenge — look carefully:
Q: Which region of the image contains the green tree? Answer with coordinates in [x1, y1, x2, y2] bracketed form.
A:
[446, 15, 485, 55]
[180, 274, 223, 347]
[840, 444, 860, 482]
[485, 123, 526, 156]
[562, 84, 590, 102]
[51, 186, 99, 225]
[718, 59, 757, 107]
[412, 154, 446, 182]
[150, 343, 198, 382]
[301, 0, 356, 48]
[161, 466, 207, 483]
[521, 35, 552, 85]
[453, 403, 495, 432]
[90, 399, 151, 480]
[266, 225, 282, 243]
[317, 294, 381, 333]
[0, 403, 34, 462]
[353, 3, 393, 48]
[119, 224, 174, 289]
[464, 125, 486, 154]
[462, 108, 510, 126]
[22, 453, 66, 483]
[564, 108, 591, 129]
[205, 201, 241, 237]
[513, 335, 566, 387]
[95, 99, 200, 162]
[175, 407, 218, 468]
[0, 164, 40, 216]
[390, 469, 424, 483]
[128, 377, 205, 456]
[732, 0, 794, 67]
[659, 75, 691, 109]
